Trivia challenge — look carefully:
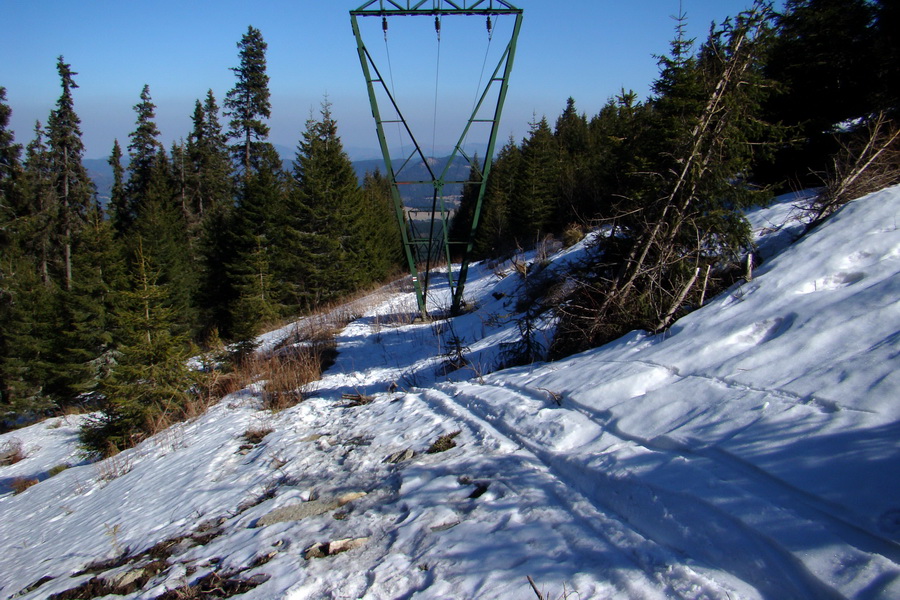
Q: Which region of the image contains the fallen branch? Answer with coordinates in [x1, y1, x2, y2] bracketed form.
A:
[527, 575, 545, 600]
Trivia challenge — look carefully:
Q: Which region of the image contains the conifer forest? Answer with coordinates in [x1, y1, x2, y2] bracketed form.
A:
[1, 0, 898, 456]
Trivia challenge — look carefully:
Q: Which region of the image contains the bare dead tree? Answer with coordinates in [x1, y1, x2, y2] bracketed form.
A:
[812, 112, 900, 222]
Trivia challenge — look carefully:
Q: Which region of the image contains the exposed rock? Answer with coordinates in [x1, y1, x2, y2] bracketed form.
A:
[336, 491, 367, 506]
[304, 537, 369, 560]
[384, 448, 416, 464]
[255, 492, 367, 527]
[430, 521, 460, 532]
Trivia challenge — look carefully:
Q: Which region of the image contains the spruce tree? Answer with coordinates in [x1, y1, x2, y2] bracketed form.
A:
[226, 159, 284, 340]
[81, 240, 192, 455]
[553, 2, 780, 356]
[120, 87, 199, 336]
[0, 90, 24, 268]
[219, 25, 285, 339]
[0, 88, 24, 409]
[554, 98, 590, 226]
[767, 0, 876, 135]
[107, 140, 126, 232]
[21, 122, 56, 283]
[121, 84, 164, 237]
[448, 156, 483, 261]
[186, 90, 232, 218]
[225, 26, 272, 176]
[873, 0, 900, 116]
[361, 168, 403, 280]
[228, 235, 280, 350]
[762, 0, 878, 183]
[46, 56, 93, 291]
[223, 140, 284, 338]
[1, 121, 59, 415]
[585, 90, 651, 221]
[0, 87, 21, 219]
[511, 116, 557, 245]
[189, 91, 236, 340]
[0, 261, 58, 415]
[473, 137, 519, 258]
[285, 101, 365, 310]
[48, 200, 121, 403]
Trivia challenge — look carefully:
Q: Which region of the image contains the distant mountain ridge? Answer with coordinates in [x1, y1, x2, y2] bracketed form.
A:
[86, 152, 470, 210]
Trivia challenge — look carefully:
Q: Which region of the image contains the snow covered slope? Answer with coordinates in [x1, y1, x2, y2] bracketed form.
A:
[1, 187, 898, 599]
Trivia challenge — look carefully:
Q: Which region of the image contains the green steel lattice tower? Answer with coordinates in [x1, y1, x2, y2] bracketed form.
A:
[350, 1, 523, 317]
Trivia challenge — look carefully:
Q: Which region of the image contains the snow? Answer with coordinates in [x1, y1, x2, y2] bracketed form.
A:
[2, 186, 900, 599]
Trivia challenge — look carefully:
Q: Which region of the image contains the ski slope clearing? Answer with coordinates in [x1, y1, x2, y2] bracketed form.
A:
[1, 186, 899, 599]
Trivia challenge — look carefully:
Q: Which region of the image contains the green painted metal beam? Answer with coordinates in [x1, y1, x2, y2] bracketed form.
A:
[352, 1, 521, 17]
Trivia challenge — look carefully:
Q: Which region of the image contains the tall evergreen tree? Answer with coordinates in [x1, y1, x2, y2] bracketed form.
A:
[510, 116, 557, 245]
[80, 240, 192, 455]
[360, 169, 403, 280]
[761, 0, 879, 184]
[21, 122, 56, 283]
[46, 56, 93, 291]
[0, 87, 24, 410]
[48, 200, 121, 403]
[553, 2, 780, 356]
[120, 84, 164, 237]
[186, 90, 232, 219]
[107, 139, 126, 232]
[0, 113, 61, 416]
[554, 97, 590, 226]
[767, 0, 877, 135]
[120, 88, 199, 335]
[474, 137, 520, 258]
[196, 200, 235, 339]
[0, 91, 24, 270]
[225, 157, 284, 339]
[224, 26, 272, 176]
[189, 91, 236, 340]
[873, 0, 900, 116]
[448, 156, 483, 261]
[216, 25, 286, 339]
[285, 101, 365, 310]
[1, 122, 58, 415]
[0, 260, 58, 415]
[585, 89, 652, 222]
[0, 87, 21, 221]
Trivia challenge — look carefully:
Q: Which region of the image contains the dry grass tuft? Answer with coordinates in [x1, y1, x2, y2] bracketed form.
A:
[95, 451, 134, 482]
[258, 342, 335, 411]
[0, 437, 26, 465]
[426, 431, 461, 454]
[242, 426, 274, 446]
[11, 477, 39, 494]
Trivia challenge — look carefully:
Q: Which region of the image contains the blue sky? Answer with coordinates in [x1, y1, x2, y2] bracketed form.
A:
[1, 1, 774, 160]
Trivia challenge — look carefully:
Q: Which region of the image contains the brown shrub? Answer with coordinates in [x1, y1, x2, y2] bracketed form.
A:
[426, 431, 461, 454]
[242, 426, 274, 446]
[255, 341, 336, 411]
[0, 438, 25, 465]
[11, 477, 39, 494]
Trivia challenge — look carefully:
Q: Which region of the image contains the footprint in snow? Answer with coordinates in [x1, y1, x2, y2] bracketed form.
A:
[725, 314, 795, 347]
[795, 271, 865, 295]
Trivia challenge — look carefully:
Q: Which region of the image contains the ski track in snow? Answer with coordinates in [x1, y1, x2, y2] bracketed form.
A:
[2, 187, 900, 599]
[422, 384, 843, 600]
